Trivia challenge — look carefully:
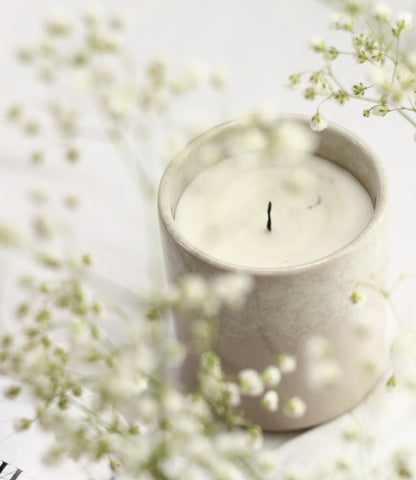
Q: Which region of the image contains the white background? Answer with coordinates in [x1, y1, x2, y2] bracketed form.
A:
[1, 0, 416, 478]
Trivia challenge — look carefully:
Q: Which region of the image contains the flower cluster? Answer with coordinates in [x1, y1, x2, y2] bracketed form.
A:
[6, 6, 230, 196]
[289, 0, 416, 135]
[1, 248, 301, 479]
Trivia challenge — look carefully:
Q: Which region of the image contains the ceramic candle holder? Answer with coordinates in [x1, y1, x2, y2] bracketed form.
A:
[158, 114, 389, 431]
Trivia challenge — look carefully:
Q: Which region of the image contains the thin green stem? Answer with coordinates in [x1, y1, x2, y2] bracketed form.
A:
[391, 36, 401, 84]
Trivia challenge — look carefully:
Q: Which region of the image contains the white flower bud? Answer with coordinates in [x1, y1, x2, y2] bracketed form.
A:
[262, 390, 279, 411]
[330, 13, 354, 31]
[392, 11, 413, 37]
[276, 353, 297, 373]
[309, 36, 327, 53]
[13, 418, 32, 432]
[213, 274, 253, 309]
[84, 5, 102, 26]
[272, 121, 318, 157]
[371, 105, 389, 116]
[110, 10, 130, 30]
[262, 366, 282, 387]
[164, 340, 186, 367]
[373, 4, 391, 23]
[308, 359, 341, 389]
[284, 396, 306, 418]
[239, 369, 264, 396]
[45, 10, 73, 35]
[342, 419, 362, 441]
[180, 275, 208, 308]
[225, 382, 241, 406]
[310, 112, 328, 132]
[258, 451, 279, 473]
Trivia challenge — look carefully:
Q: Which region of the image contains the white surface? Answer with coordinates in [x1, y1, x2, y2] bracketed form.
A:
[0, 0, 416, 479]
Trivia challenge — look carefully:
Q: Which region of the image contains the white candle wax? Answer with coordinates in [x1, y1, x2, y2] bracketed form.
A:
[175, 154, 374, 268]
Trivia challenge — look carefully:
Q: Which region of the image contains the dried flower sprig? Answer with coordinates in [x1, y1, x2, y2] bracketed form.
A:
[289, 0, 416, 135]
[0, 248, 299, 479]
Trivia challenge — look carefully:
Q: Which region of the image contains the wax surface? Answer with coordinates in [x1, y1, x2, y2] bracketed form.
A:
[175, 154, 374, 268]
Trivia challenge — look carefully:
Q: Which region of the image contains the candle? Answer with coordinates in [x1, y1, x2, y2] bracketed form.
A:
[158, 115, 389, 431]
[175, 153, 373, 268]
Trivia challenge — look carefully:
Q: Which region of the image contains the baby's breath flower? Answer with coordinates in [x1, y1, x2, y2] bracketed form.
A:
[213, 274, 253, 309]
[262, 366, 281, 387]
[66, 147, 80, 163]
[304, 87, 317, 100]
[16, 303, 29, 318]
[276, 353, 297, 373]
[330, 13, 354, 32]
[310, 112, 328, 131]
[308, 359, 341, 389]
[239, 369, 264, 396]
[350, 290, 363, 303]
[225, 383, 241, 407]
[334, 90, 349, 105]
[305, 335, 333, 360]
[393, 448, 415, 479]
[89, 28, 122, 52]
[13, 418, 33, 432]
[180, 275, 210, 310]
[373, 4, 391, 23]
[0, 224, 22, 246]
[258, 451, 279, 473]
[109, 10, 129, 30]
[286, 73, 301, 89]
[342, 419, 362, 441]
[16, 47, 34, 63]
[30, 150, 44, 165]
[242, 128, 268, 151]
[352, 82, 367, 96]
[4, 385, 21, 399]
[324, 46, 339, 61]
[164, 340, 186, 367]
[284, 396, 306, 418]
[63, 193, 80, 210]
[344, 0, 368, 16]
[40, 282, 54, 294]
[6, 104, 23, 121]
[285, 464, 306, 480]
[371, 104, 389, 116]
[84, 6, 102, 27]
[24, 119, 41, 136]
[45, 10, 73, 36]
[392, 11, 413, 37]
[309, 36, 327, 53]
[336, 454, 351, 471]
[261, 390, 279, 412]
[269, 121, 318, 158]
[32, 214, 56, 239]
[82, 253, 95, 266]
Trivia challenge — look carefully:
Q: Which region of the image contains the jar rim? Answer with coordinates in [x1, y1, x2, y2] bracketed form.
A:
[158, 113, 389, 276]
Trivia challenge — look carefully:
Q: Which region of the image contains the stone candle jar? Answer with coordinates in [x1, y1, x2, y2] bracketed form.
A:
[158, 114, 389, 431]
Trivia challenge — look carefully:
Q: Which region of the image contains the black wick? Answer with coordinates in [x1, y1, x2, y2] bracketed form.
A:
[267, 201, 272, 232]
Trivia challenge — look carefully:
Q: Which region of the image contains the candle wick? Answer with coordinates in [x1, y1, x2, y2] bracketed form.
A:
[307, 195, 322, 210]
[267, 201, 272, 232]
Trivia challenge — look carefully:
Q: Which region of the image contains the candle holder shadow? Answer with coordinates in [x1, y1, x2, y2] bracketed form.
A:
[158, 114, 389, 431]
